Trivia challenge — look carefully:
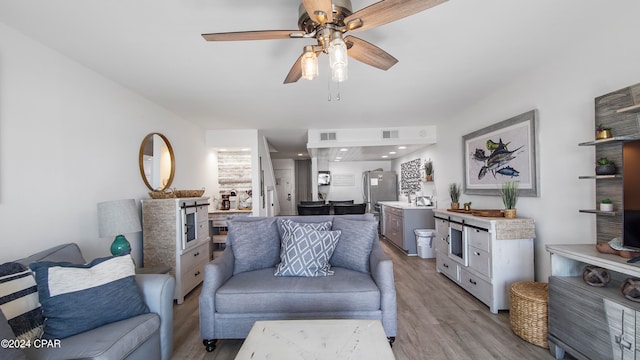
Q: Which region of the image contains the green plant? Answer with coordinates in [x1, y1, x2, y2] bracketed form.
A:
[464, 202, 472, 207]
[597, 157, 615, 166]
[601, 198, 612, 204]
[596, 124, 611, 131]
[500, 181, 519, 209]
[449, 183, 461, 203]
[424, 159, 433, 176]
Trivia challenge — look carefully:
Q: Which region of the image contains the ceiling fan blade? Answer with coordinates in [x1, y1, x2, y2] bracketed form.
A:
[202, 30, 306, 41]
[301, 0, 334, 24]
[283, 54, 304, 84]
[346, 0, 448, 31]
[344, 36, 398, 70]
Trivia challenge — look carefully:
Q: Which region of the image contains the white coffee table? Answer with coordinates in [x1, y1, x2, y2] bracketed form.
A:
[235, 319, 395, 360]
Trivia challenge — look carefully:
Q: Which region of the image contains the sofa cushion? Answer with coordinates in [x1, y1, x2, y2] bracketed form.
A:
[0, 262, 44, 342]
[23, 313, 160, 360]
[275, 220, 340, 277]
[216, 267, 381, 313]
[29, 254, 149, 339]
[228, 217, 280, 275]
[330, 217, 378, 273]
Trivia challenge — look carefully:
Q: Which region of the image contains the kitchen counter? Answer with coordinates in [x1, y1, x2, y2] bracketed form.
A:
[377, 201, 436, 210]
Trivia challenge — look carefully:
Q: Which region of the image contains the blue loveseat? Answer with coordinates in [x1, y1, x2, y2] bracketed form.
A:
[198, 214, 397, 352]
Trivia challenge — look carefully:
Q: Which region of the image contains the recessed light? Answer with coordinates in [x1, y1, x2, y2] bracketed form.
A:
[334, 159, 341, 162]
[335, 157, 342, 160]
[398, 146, 407, 150]
[340, 148, 348, 152]
[297, 153, 304, 156]
[382, 155, 388, 158]
[389, 151, 397, 155]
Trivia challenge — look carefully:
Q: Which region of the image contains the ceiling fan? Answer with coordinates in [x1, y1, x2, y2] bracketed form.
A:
[202, 0, 447, 84]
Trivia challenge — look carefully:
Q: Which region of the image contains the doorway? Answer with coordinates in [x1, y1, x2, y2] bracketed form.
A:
[275, 169, 295, 215]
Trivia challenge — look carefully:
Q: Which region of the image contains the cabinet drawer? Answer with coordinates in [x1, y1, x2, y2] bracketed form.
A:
[460, 268, 491, 305]
[468, 247, 491, 278]
[467, 227, 490, 252]
[437, 254, 459, 281]
[181, 242, 209, 271]
[181, 261, 205, 294]
[435, 217, 449, 237]
[211, 220, 227, 227]
[385, 206, 403, 216]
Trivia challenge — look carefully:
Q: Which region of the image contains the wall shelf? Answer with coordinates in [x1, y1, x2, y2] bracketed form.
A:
[578, 174, 623, 179]
[579, 135, 640, 146]
[616, 103, 640, 114]
[579, 209, 619, 216]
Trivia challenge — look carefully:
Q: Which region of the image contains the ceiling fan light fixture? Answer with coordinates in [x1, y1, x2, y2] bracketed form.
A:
[328, 32, 348, 82]
[301, 46, 318, 80]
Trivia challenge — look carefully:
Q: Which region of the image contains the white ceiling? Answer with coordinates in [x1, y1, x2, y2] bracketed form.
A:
[0, 0, 611, 159]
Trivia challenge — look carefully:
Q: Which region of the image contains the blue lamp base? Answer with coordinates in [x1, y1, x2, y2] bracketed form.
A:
[110, 235, 131, 256]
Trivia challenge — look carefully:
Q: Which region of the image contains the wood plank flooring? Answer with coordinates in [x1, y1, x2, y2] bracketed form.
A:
[170, 238, 559, 359]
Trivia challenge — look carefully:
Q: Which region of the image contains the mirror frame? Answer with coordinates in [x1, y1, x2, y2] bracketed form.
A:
[138, 132, 175, 191]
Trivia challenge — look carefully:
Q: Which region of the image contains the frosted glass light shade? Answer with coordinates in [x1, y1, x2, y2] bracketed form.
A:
[97, 199, 142, 238]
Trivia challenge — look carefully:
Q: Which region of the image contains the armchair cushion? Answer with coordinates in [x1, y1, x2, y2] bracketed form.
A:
[29, 254, 149, 339]
[275, 219, 340, 277]
[0, 262, 43, 341]
[330, 217, 378, 273]
[228, 218, 280, 275]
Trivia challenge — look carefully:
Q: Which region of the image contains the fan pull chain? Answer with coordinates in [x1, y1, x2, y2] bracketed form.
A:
[327, 76, 331, 102]
[336, 81, 341, 101]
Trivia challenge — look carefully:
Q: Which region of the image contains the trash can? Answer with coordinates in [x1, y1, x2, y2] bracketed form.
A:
[414, 229, 436, 259]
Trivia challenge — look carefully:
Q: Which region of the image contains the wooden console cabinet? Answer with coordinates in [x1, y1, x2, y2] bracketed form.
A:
[142, 197, 210, 304]
[547, 244, 640, 359]
[433, 209, 535, 313]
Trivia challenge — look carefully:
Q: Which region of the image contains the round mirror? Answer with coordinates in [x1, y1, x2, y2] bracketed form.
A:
[139, 133, 175, 191]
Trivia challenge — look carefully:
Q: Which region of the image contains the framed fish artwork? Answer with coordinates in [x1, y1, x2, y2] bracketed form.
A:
[462, 110, 538, 196]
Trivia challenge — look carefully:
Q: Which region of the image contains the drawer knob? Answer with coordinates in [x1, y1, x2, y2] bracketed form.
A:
[474, 251, 481, 256]
[194, 271, 201, 277]
[194, 252, 200, 257]
[469, 279, 477, 285]
[443, 263, 449, 268]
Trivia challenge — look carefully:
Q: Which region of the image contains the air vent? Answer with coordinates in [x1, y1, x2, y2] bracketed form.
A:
[382, 130, 399, 139]
[320, 132, 337, 141]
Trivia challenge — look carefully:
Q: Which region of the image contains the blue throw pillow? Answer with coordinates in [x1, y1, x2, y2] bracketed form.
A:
[228, 217, 280, 275]
[330, 217, 378, 273]
[29, 254, 149, 339]
[275, 219, 340, 277]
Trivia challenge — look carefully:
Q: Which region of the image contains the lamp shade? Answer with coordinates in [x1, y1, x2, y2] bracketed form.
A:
[97, 199, 142, 238]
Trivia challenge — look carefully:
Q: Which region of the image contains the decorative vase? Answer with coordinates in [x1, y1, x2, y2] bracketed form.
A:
[600, 203, 614, 212]
[504, 209, 517, 218]
[596, 129, 612, 140]
[425, 175, 433, 182]
[595, 164, 617, 175]
[464, 204, 471, 211]
[451, 202, 460, 210]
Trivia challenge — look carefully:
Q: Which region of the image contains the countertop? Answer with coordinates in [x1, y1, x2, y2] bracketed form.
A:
[378, 201, 436, 210]
[209, 209, 253, 214]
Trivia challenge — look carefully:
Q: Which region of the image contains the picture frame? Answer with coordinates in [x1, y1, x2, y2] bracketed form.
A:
[462, 110, 538, 196]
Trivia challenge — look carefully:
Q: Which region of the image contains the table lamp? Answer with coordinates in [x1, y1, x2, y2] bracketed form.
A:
[97, 199, 142, 256]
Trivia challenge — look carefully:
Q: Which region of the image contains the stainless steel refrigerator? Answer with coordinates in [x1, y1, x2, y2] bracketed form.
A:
[362, 170, 398, 214]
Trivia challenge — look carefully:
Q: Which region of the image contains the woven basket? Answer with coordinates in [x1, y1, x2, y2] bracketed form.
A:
[174, 189, 205, 198]
[149, 189, 176, 199]
[510, 281, 549, 349]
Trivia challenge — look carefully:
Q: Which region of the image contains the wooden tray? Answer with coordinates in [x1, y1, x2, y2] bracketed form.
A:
[447, 209, 504, 217]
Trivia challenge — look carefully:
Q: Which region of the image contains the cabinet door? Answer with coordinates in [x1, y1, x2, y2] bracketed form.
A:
[548, 276, 613, 360]
[604, 299, 636, 359]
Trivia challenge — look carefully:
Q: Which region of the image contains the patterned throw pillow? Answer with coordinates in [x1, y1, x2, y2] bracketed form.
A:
[275, 220, 341, 277]
[29, 254, 149, 339]
[0, 262, 44, 342]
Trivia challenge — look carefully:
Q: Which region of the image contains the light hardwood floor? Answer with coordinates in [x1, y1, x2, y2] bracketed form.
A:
[170, 238, 560, 359]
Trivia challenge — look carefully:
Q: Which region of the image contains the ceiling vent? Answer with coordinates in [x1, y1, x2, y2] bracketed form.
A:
[382, 130, 399, 139]
[320, 132, 337, 141]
